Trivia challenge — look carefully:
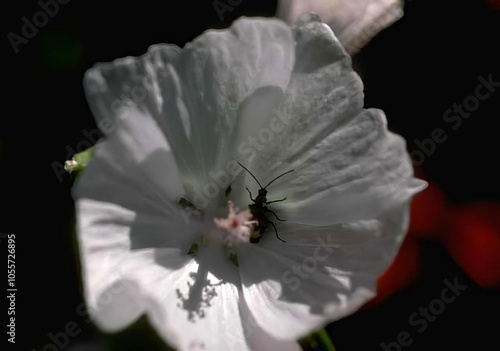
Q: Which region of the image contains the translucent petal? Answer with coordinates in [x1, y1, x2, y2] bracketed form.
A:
[237, 203, 410, 339]
[277, 0, 403, 54]
[242, 15, 425, 225]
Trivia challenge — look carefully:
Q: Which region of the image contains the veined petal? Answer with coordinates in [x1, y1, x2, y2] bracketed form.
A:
[83, 17, 294, 201]
[77, 199, 246, 351]
[73, 108, 183, 204]
[73, 128, 202, 251]
[131, 244, 293, 351]
[242, 15, 425, 225]
[76, 199, 194, 331]
[133, 248, 243, 351]
[75, 196, 208, 334]
[77, 16, 297, 351]
[77, 198, 266, 351]
[237, 202, 410, 339]
[274, 109, 425, 225]
[177, 17, 294, 174]
[237, 295, 302, 351]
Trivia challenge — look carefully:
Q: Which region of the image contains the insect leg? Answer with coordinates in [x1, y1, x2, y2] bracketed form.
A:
[265, 208, 287, 221]
[179, 197, 197, 211]
[266, 197, 287, 204]
[225, 184, 232, 198]
[245, 186, 255, 202]
[267, 220, 286, 243]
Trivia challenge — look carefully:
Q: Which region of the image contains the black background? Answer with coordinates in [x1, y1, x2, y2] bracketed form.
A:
[2, 0, 499, 350]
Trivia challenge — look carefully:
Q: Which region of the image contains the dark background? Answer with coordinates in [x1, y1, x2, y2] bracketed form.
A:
[2, 0, 499, 350]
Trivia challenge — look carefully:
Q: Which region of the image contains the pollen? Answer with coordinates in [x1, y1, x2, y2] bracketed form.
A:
[214, 201, 256, 246]
[64, 159, 79, 173]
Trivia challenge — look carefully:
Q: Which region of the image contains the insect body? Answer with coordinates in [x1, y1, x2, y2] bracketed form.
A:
[238, 162, 294, 243]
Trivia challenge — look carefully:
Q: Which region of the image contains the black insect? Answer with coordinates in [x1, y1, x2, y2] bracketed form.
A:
[238, 162, 294, 243]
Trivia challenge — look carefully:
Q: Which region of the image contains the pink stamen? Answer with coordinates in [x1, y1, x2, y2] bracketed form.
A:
[213, 201, 255, 246]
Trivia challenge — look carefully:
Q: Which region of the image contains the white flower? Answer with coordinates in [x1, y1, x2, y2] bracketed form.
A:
[277, 0, 404, 54]
[74, 14, 425, 351]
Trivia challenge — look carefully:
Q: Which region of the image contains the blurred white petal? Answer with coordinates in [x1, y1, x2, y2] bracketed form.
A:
[277, 0, 404, 54]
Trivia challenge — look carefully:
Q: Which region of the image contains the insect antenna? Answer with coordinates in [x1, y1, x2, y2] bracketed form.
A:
[237, 162, 263, 188]
[264, 169, 294, 189]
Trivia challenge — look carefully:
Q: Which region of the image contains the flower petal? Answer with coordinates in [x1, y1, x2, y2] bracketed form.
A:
[83, 17, 295, 207]
[242, 15, 425, 225]
[133, 247, 245, 351]
[277, 0, 404, 54]
[128, 244, 298, 351]
[274, 114, 425, 225]
[73, 112, 183, 202]
[73, 140, 202, 252]
[237, 295, 302, 351]
[77, 196, 301, 350]
[76, 199, 188, 331]
[77, 201, 241, 350]
[174, 16, 294, 185]
[236, 202, 410, 339]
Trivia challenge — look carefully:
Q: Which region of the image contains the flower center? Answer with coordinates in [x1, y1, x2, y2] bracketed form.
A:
[213, 201, 257, 246]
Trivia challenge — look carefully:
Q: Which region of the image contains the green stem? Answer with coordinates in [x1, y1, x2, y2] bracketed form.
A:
[315, 328, 336, 351]
[299, 328, 337, 351]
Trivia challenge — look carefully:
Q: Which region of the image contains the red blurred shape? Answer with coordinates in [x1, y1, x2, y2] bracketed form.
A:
[444, 203, 500, 289]
[362, 234, 421, 309]
[489, 0, 500, 10]
[462, 201, 500, 231]
[409, 182, 449, 240]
